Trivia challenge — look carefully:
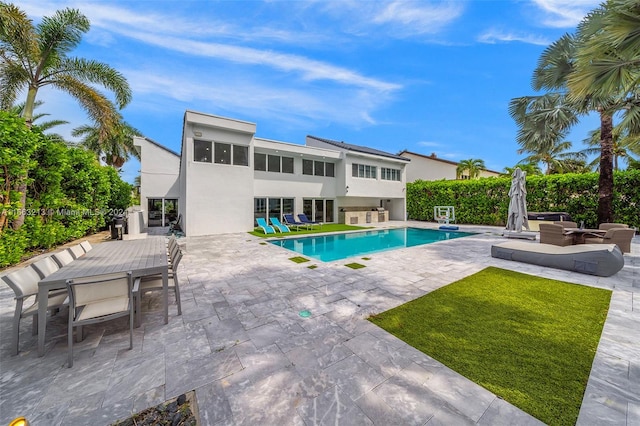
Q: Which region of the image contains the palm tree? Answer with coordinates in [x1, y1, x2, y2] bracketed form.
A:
[0, 3, 132, 229]
[519, 138, 585, 175]
[72, 118, 141, 168]
[580, 127, 640, 171]
[510, 5, 640, 223]
[456, 158, 486, 180]
[503, 163, 542, 177]
[11, 100, 68, 141]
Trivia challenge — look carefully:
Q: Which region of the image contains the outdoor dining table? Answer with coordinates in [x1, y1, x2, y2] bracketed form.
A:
[37, 237, 169, 357]
[563, 228, 607, 244]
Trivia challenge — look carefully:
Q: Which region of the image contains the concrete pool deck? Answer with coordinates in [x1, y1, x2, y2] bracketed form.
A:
[0, 221, 638, 425]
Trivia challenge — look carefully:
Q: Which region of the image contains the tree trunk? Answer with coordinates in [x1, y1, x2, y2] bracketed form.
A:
[597, 112, 614, 224]
[12, 86, 38, 230]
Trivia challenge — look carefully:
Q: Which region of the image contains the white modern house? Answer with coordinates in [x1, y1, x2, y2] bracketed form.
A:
[135, 110, 410, 237]
[399, 150, 500, 181]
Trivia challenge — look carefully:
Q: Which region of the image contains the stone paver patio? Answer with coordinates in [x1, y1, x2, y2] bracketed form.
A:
[0, 221, 638, 425]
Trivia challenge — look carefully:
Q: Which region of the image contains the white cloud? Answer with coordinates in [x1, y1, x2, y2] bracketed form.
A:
[123, 68, 392, 128]
[371, 1, 464, 35]
[531, 0, 601, 28]
[318, 0, 464, 38]
[417, 141, 442, 147]
[112, 28, 400, 92]
[478, 29, 551, 46]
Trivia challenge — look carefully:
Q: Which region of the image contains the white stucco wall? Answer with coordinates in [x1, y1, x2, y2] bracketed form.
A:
[182, 111, 256, 236]
[133, 137, 181, 228]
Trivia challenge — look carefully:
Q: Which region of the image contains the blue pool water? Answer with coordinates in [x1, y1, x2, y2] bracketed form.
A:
[270, 227, 475, 262]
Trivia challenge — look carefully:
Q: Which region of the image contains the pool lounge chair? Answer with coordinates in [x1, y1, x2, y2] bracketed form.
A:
[256, 218, 275, 234]
[270, 217, 290, 233]
[283, 214, 306, 230]
[298, 213, 321, 228]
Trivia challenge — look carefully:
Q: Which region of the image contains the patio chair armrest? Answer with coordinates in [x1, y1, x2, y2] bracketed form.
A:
[133, 277, 141, 295]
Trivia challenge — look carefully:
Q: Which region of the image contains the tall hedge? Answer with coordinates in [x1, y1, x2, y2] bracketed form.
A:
[1, 112, 132, 267]
[407, 170, 640, 230]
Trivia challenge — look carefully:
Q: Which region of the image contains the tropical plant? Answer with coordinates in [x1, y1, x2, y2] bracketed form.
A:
[0, 3, 132, 228]
[509, 1, 640, 224]
[580, 126, 640, 171]
[72, 118, 141, 168]
[11, 100, 68, 142]
[456, 158, 486, 179]
[519, 139, 586, 175]
[502, 163, 542, 177]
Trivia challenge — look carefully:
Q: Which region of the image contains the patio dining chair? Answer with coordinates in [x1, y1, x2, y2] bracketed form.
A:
[539, 223, 573, 246]
[1, 265, 68, 355]
[598, 223, 629, 231]
[553, 221, 578, 229]
[52, 249, 75, 268]
[136, 250, 183, 326]
[68, 244, 85, 260]
[584, 228, 635, 254]
[66, 271, 138, 367]
[31, 256, 61, 279]
[79, 241, 92, 253]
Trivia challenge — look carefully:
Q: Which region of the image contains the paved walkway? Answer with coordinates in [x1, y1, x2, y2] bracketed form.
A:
[0, 222, 638, 425]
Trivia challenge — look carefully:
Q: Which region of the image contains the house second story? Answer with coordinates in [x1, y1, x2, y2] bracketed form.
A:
[399, 150, 500, 181]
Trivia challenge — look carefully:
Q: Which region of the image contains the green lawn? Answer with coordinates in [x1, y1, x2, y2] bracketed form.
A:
[368, 267, 611, 425]
[249, 223, 367, 238]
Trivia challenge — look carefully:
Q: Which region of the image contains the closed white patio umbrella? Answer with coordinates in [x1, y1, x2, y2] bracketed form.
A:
[506, 167, 530, 232]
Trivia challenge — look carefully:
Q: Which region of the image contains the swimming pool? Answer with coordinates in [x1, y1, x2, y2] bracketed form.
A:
[270, 227, 475, 262]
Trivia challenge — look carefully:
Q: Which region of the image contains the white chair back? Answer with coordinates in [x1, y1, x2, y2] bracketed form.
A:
[68, 244, 85, 260]
[79, 241, 92, 252]
[31, 257, 60, 278]
[68, 272, 130, 306]
[52, 249, 74, 267]
[1, 266, 41, 298]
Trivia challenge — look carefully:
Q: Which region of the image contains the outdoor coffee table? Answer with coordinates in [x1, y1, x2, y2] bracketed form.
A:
[563, 228, 606, 244]
[37, 237, 169, 357]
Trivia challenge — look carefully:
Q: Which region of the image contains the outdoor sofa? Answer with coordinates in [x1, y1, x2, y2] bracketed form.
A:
[491, 241, 624, 277]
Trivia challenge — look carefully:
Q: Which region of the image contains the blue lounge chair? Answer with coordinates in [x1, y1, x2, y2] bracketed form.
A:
[270, 217, 290, 233]
[298, 213, 321, 228]
[256, 218, 275, 234]
[283, 214, 305, 230]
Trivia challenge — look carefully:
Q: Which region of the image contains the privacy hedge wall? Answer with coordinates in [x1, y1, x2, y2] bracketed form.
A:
[407, 170, 640, 230]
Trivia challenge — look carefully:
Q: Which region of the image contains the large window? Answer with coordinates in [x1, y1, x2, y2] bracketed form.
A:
[352, 163, 377, 179]
[195, 139, 248, 166]
[214, 142, 231, 164]
[194, 140, 211, 163]
[381, 167, 401, 181]
[303, 159, 335, 177]
[303, 198, 335, 223]
[302, 159, 313, 175]
[233, 145, 249, 166]
[255, 153, 294, 174]
[254, 153, 266, 171]
[282, 157, 294, 174]
[147, 198, 178, 227]
[268, 155, 281, 172]
[254, 197, 294, 224]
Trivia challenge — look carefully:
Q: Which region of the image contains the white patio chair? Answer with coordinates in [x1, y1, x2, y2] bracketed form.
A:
[79, 240, 92, 253]
[1, 265, 68, 355]
[136, 250, 182, 327]
[66, 271, 138, 367]
[52, 249, 75, 267]
[31, 256, 61, 279]
[68, 244, 85, 260]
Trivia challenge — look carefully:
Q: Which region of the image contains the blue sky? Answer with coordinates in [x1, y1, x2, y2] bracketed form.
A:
[23, 0, 602, 183]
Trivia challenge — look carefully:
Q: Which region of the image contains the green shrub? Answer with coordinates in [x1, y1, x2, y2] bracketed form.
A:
[407, 170, 640, 229]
